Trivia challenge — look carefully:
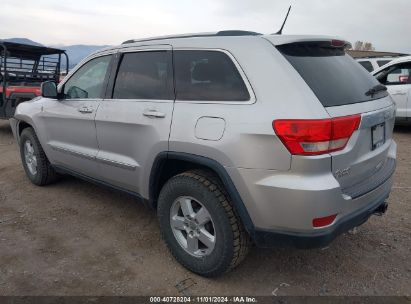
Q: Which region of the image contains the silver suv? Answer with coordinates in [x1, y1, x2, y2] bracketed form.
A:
[10, 31, 397, 277]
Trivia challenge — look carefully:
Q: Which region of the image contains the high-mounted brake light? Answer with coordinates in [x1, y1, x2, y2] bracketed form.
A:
[273, 115, 361, 156]
[331, 39, 346, 47]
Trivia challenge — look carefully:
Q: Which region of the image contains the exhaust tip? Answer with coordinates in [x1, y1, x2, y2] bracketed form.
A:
[374, 202, 388, 216]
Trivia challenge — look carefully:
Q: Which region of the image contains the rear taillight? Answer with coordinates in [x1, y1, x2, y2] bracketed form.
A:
[273, 115, 361, 156]
[399, 75, 409, 83]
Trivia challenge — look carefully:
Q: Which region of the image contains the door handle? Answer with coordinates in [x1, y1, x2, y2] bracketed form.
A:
[78, 106, 94, 114]
[143, 109, 166, 118]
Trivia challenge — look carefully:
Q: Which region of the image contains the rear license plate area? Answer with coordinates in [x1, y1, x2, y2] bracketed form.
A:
[372, 123, 385, 150]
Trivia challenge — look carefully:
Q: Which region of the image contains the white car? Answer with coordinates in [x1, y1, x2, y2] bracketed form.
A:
[357, 57, 395, 72]
[373, 56, 411, 122]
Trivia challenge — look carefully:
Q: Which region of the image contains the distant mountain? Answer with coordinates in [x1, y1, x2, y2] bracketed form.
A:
[2, 38, 44, 47]
[2, 38, 111, 68]
[61, 44, 112, 68]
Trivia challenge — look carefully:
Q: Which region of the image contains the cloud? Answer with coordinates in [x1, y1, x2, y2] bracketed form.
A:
[0, 0, 410, 53]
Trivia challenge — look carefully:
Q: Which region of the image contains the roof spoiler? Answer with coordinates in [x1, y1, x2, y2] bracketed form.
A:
[264, 35, 352, 49]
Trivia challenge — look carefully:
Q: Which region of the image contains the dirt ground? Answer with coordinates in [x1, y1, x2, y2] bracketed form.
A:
[0, 120, 410, 296]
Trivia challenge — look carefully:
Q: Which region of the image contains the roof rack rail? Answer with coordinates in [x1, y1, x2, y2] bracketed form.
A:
[121, 30, 262, 45]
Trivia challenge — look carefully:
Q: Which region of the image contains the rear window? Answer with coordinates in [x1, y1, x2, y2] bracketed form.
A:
[174, 50, 250, 101]
[277, 43, 387, 107]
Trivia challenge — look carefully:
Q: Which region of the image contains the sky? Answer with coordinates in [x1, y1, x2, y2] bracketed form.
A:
[1, 0, 410, 53]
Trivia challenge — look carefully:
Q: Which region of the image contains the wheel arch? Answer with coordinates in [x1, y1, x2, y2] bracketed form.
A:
[149, 151, 255, 235]
[15, 119, 36, 144]
[18, 120, 33, 135]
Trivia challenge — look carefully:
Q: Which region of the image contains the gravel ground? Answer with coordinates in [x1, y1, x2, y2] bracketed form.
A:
[0, 120, 410, 296]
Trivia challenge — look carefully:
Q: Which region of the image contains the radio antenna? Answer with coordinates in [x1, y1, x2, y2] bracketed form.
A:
[275, 5, 292, 35]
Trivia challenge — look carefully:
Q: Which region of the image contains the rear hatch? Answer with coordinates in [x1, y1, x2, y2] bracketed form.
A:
[267, 37, 396, 196]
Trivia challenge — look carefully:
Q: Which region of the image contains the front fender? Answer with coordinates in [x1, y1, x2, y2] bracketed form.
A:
[13, 97, 43, 143]
[9, 118, 19, 142]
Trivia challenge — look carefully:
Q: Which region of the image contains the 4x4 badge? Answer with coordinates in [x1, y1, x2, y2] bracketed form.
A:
[335, 167, 351, 178]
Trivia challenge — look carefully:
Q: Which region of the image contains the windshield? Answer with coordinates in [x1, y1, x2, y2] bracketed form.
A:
[277, 43, 388, 107]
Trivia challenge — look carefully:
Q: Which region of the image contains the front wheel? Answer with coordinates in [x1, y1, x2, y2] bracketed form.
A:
[19, 127, 58, 186]
[157, 170, 250, 277]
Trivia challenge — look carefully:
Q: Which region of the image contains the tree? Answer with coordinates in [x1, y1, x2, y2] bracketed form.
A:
[353, 41, 375, 51]
[363, 42, 375, 51]
[354, 41, 363, 50]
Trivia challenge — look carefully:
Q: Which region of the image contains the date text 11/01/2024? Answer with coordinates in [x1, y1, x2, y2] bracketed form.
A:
[149, 296, 257, 303]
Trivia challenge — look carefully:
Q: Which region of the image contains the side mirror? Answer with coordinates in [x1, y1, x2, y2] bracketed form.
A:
[41, 81, 58, 98]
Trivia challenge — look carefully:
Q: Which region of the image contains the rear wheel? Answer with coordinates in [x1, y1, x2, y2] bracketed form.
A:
[20, 127, 58, 186]
[157, 170, 250, 277]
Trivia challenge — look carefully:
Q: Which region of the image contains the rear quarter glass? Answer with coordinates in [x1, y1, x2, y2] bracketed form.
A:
[277, 43, 388, 107]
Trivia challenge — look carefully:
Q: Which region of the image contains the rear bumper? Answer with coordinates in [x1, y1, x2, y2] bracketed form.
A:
[226, 140, 397, 248]
[253, 193, 389, 248]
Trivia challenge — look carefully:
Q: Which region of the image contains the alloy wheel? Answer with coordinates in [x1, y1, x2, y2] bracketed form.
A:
[170, 196, 216, 257]
[24, 140, 37, 176]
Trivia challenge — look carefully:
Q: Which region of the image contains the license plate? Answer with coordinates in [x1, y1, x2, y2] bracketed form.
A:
[372, 123, 385, 150]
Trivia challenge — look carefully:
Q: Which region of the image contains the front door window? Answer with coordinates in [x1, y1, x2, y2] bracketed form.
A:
[64, 56, 111, 99]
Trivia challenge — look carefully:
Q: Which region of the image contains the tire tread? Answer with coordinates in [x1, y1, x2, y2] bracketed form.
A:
[20, 127, 58, 186]
[160, 169, 250, 276]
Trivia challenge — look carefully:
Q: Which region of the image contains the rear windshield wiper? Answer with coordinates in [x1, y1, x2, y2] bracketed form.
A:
[365, 84, 387, 97]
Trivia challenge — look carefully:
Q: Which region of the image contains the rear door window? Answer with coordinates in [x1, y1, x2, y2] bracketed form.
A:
[113, 51, 173, 100]
[375, 63, 411, 85]
[358, 61, 374, 72]
[174, 50, 250, 101]
[277, 43, 386, 107]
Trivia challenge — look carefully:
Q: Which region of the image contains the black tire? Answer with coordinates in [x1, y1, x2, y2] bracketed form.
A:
[157, 170, 250, 277]
[19, 127, 59, 186]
